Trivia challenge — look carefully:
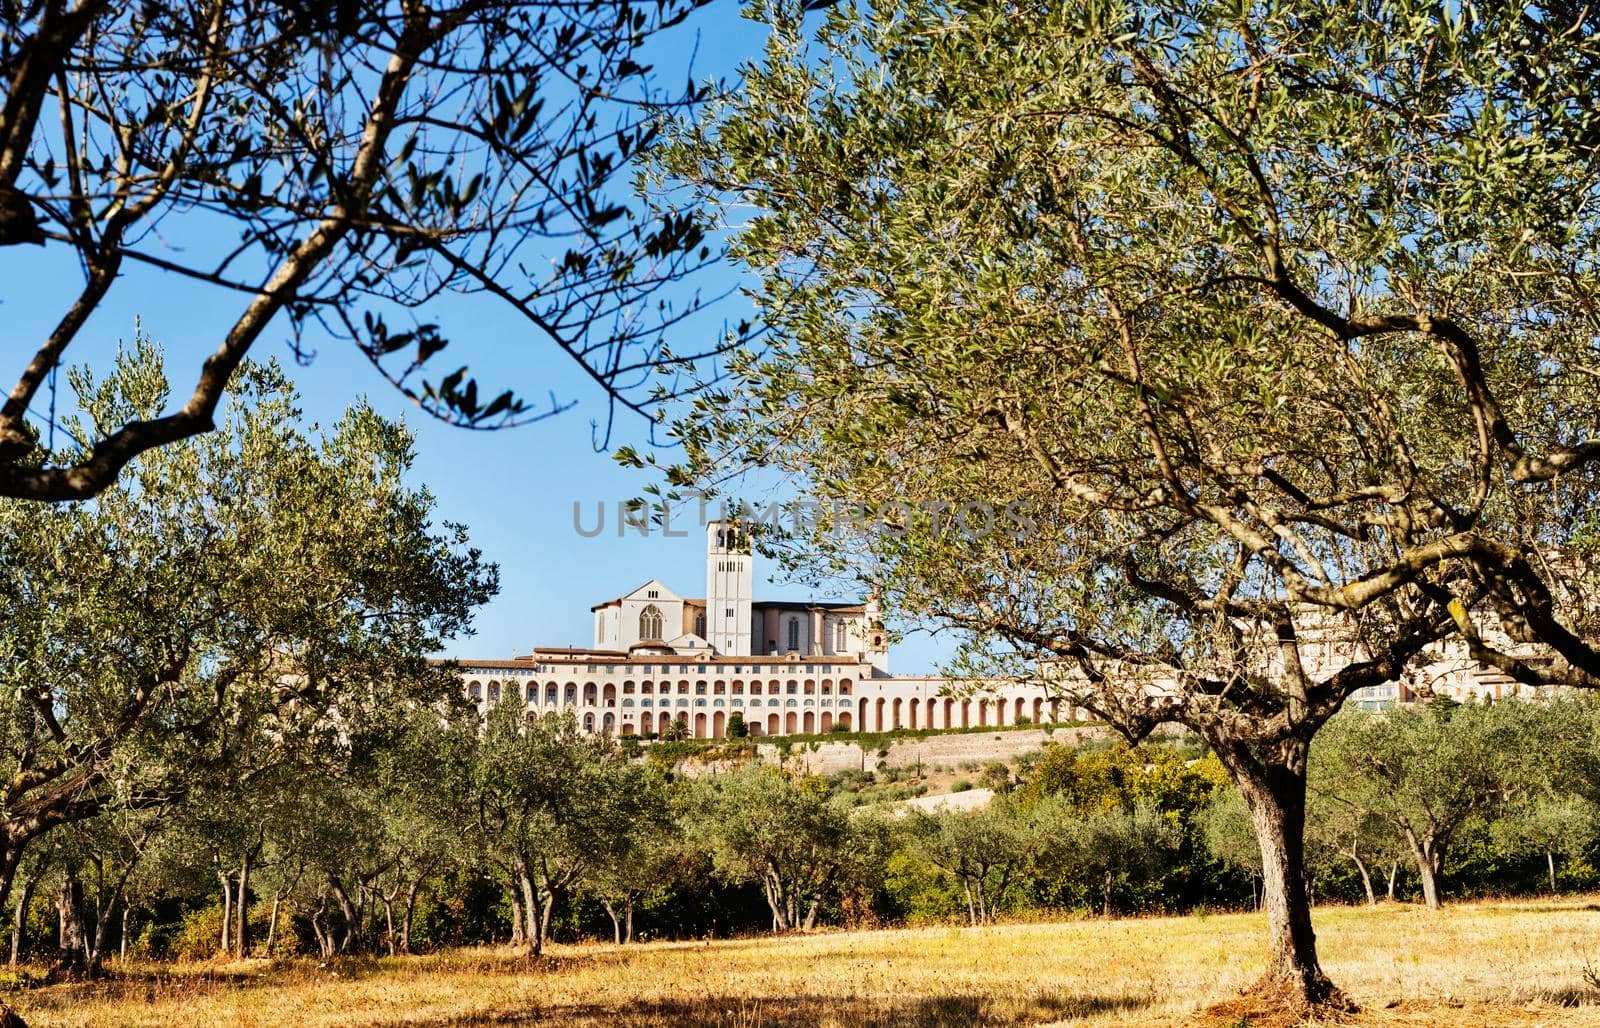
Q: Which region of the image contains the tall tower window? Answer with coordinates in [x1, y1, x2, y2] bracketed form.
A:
[640, 604, 664, 641]
[787, 617, 800, 652]
[695, 612, 706, 637]
[835, 621, 847, 652]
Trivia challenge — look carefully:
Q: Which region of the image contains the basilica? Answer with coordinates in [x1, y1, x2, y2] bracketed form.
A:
[453, 522, 1544, 738]
[455, 522, 1063, 738]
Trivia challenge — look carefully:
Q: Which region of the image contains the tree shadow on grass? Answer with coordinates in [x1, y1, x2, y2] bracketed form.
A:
[441, 988, 1151, 1026]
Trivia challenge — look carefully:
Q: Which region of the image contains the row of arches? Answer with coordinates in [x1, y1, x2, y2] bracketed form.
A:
[466, 678, 856, 706]
[607, 709, 854, 739]
[561, 696, 1064, 739]
[852, 695, 1059, 732]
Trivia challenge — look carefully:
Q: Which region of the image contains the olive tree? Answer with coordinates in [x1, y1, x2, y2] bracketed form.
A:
[1320, 701, 1558, 909]
[0, 340, 494, 928]
[907, 798, 1039, 925]
[655, 0, 1600, 1008]
[0, 0, 732, 501]
[687, 764, 852, 931]
[470, 706, 663, 957]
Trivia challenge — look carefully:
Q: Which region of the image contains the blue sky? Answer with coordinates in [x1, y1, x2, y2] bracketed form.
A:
[1, 3, 960, 674]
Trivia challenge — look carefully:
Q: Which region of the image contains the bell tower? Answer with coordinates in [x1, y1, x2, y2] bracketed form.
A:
[706, 520, 753, 656]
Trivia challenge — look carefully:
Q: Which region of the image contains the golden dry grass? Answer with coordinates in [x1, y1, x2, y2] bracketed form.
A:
[14, 896, 1600, 1026]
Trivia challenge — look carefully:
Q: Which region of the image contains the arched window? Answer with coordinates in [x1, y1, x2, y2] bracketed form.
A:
[834, 621, 848, 652]
[695, 612, 706, 637]
[787, 617, 800, 652]
[639, 604, 664, 640]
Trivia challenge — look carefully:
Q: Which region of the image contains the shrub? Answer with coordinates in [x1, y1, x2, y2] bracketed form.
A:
[951, 779, 973, 793]
[165, 903, 282, 961]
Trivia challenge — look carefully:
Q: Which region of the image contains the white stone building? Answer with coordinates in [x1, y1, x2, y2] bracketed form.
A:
[456, 522, 1064, 738]
[454, 522, 1550, 736]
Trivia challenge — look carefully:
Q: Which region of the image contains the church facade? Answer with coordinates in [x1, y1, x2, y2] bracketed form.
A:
[455, 522, 1064, 738]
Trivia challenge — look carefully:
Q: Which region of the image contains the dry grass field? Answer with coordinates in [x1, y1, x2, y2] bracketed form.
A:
[14, 896, 1600, 1027]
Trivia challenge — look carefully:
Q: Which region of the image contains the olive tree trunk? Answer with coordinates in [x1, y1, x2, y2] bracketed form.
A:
[1218, 740, 1341, 1009]
[1402, 828, 1443, 910]
[9, 876, 33, 966]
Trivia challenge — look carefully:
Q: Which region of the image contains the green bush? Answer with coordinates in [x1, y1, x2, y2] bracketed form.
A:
[166, 901, 288, 960]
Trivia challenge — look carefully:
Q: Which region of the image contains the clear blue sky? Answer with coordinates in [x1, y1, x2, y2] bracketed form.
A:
[0, 4, 960, 674]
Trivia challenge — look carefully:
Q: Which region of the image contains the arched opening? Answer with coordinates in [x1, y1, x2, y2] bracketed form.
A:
[943, 698, 955, 729]
[713, 711, 726, 737]
[838, 711, 852, 730]
[546, 684, 557, 703]
[583, 713, 595, 732]
[858, 697, 869, 728]
[641, 711, 654, 735]
[1014, 697, 1026, 723]
[694, 713, 708, 739]
[803, 711, 815, 733]
[1033, 697, 1043, 722]
[787, 617, 800, 652]
[909, 697, 920, 730]
[767, 713, 780, 736]
[978, 701, 988, 727]
[487, 681, 500, 703]
[785, 711, 798, 734]
[603, 684, 617, 707]
[961, 701, 971, 728]
[1050, 698, 1061, 723]
[891, 697, 903, 730]
[874, 697, 886, 732]
[565, 683, 578, 705]
[820, 712, 833, 732]
[839, 679, 852, 696]
[602, 712, 615, 735]
[583, 683, 597, 705]
[639, 604, 664, 640]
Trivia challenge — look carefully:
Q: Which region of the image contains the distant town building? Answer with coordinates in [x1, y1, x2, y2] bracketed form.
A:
[453, 522, 1561, 735]
[453, 522, 1065, 738]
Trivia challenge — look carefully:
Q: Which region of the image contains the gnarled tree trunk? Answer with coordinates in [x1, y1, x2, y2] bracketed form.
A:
[9, 876, 34, 966]
[1402, 828, 1443, 909]
[1218, 739, 1344, 1010]
[53, 868, 86, 975]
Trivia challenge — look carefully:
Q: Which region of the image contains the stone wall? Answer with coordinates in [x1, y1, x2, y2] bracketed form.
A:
[755, 725, 1110, 775]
